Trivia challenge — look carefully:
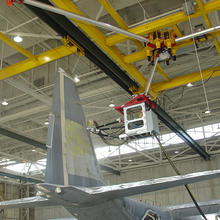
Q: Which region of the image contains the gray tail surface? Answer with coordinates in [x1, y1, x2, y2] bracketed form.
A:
[45, 68, 103, 187]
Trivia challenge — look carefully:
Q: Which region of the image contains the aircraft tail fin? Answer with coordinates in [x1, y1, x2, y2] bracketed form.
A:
[45, 68, 103, 187]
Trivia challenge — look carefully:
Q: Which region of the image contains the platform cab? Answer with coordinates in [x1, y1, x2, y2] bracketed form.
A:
[115, 95, 159, 140]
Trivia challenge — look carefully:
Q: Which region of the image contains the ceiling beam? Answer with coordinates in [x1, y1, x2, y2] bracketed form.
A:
[0, 32, 35, 59]
[151, 66, 220, 93]
[98, 0, 169, 81]
[0, 127, 120, 176]
[124, 30, 220, 64]
[50, 0, 147, 91]
[105, 0, 220, 46]
[196, 0, 220, 55]
[0, 169, 43, 183]
[0, 45, 77, 80]
[0, 127, 46, 150]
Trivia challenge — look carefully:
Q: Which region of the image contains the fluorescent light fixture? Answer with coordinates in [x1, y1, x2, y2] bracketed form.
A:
[32, 149, 36, 152]
[1, 99, 8, 106]
[174, 150, 179, 154]
[74, 75, 80, 83]
[205, 110, 211, 114]
[187, 82, 193, 87]
[44, 121, 49, 125]
[109, 103, 115, 108]
[128, 159, 132, 162]
[13, 35, 23, 43]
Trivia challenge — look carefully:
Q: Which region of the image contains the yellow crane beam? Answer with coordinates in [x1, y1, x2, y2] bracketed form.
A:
[98, 0, 143, 50]
[0, 45, 77, 80]
[124, 30, 220, 64]
[151, 66, 220, 93]
[0, 32, 35, 59]
[51, 0, 147, 91]
[196, 0, 220, 55]
[105, 0, 220, 46]
[98, 0, 169, 81]
[172, 24, 183, 37]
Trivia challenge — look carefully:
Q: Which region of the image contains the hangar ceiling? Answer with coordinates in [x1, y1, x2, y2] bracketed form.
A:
[0, 0, 220, 179]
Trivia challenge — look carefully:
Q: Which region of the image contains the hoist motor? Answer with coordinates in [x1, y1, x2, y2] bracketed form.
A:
[145, 30, 176, 65]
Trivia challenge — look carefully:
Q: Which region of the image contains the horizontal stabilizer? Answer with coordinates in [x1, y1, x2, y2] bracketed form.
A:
[82, 170, 220, 200]
[0, 196, 56, 209]
[167, 199, 220, 219]
[38, 170, 220, 205]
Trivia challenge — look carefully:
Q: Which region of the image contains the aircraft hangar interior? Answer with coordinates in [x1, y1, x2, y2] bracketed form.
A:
[0, 0, 220, 219]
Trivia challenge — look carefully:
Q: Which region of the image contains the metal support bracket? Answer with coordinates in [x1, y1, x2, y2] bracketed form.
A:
[62, 35, 85, 56]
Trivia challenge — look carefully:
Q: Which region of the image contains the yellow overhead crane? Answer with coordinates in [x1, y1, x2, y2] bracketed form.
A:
[1, 0, 220, 97]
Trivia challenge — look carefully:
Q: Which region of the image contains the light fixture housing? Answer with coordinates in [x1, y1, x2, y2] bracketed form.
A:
[74, 75, 80, 83]
[187, 82, 193, 87]
[109, 103, 115, 108]
[205, 110, 211, 114]
[1, 99, 8, 106]
[13, 35, 23, 43]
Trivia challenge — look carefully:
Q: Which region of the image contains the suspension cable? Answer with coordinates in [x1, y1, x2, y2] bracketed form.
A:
[184, 0, 210, 113]
[152, 131, 208, 220]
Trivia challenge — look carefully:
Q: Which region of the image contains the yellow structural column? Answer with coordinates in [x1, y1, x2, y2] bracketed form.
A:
[98, 0, 169, 81]
[0, 32, 35, 59]
[51, 0, 148, 91]
[0, 45, 77, 80]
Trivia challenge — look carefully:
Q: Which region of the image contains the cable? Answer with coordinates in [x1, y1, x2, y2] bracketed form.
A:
[193, 69, 220, 87]
[184, 0, 210, 113]
[152, 131, 208, 220]
[163, 68, 220, 106]
[136, 0, 149, 20]
[163, 86, 185, 106]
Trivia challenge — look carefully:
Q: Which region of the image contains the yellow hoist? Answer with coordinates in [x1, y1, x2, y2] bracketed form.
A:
[144, 30, 176, 65]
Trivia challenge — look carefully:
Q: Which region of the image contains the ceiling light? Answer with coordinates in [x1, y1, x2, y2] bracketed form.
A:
[74, 75, 80, 83]
[174, 150, 179, 154]
[32, 149, 36, 152]
[44, 121, 49, 125]
[1, 99, 8, 106]
[205, 109, 211, 114]
[44, 56, 51, 62]
[109, 103, 115, 108]
[187, 83, 193, 87]
[128, 159, 132, 162]
[13, 35, 23, 43]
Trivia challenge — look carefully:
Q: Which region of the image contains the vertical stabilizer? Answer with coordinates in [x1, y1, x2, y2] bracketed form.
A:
[45, 68, 103, 187]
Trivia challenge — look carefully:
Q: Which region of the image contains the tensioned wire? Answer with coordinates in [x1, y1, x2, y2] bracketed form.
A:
[184, 0, 210, 113]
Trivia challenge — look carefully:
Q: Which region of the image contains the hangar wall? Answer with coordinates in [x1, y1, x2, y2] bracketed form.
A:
[0, 182, 30, 220]
[34, 154, 220, 220]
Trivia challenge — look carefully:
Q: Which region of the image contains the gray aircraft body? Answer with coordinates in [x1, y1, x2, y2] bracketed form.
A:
[1, 68, 220, 220]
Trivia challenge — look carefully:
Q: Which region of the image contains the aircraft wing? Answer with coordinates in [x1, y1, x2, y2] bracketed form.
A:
[38, 170, 220, 205]
[0, 196, 57, 209]
[166, 199, 220, 219]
